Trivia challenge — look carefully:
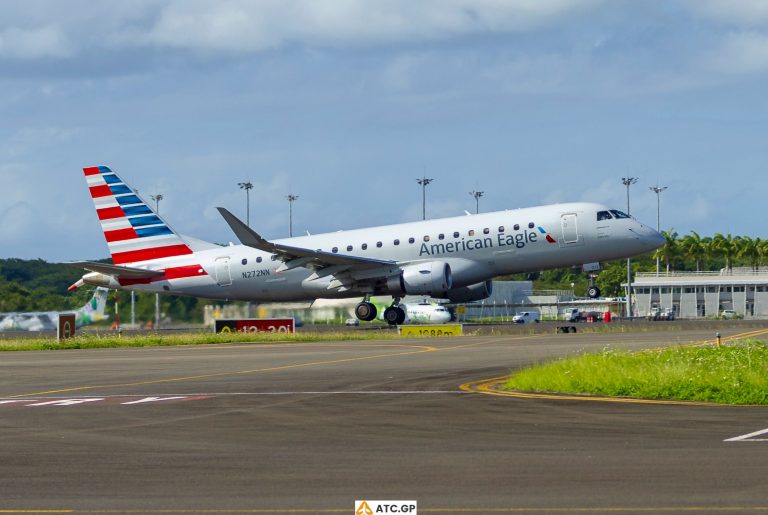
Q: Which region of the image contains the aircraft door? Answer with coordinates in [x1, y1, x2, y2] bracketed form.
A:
[215, 257, 232, 286]
[560, 213, 582, 246]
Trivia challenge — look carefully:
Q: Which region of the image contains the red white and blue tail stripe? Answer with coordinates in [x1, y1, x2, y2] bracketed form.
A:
[83, 166, 194, 266]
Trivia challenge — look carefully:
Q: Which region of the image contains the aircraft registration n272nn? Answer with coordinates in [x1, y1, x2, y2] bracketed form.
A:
[70, 166, 665, 325]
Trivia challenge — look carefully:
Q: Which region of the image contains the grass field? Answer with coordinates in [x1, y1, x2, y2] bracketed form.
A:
[0, 330, 402, 351]
[504, 339, 768, 405]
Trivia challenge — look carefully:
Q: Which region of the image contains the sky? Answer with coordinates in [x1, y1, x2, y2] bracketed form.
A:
[2, 0, 768, 262]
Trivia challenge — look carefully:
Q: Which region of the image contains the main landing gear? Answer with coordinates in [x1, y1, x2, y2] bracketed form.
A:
[354, 296, 406, 325]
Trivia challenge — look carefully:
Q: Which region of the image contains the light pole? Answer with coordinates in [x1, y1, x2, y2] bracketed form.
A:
[650, 185, 667, 276]
[469, 190, 484, 214]
[622, 177, 638, 317]
[417, 176, 434, 220]
[149, 193, 164, 331]
[150, 194, 163, 214]
[286, 194, 299, 237]
[238, 181, 253, 227]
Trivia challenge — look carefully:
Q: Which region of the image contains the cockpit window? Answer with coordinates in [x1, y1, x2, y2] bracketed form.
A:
[597, 210, 613, 221]
[610, 210, 631, 219]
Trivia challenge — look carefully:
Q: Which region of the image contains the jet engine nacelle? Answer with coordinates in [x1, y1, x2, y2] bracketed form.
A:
[387, 261, 453, 296]
[81, 272, 121, 289]
[437, 280, 493, 303]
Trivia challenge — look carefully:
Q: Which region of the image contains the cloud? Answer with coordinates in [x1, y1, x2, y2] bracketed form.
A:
[0, 25, 74, 59]
[0, 0, 605, 58]
[688, 0, 768, 26]
[704, 30, 768, 74]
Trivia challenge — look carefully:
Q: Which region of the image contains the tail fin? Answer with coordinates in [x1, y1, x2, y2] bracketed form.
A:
[83, 166, 193, 266]
[74, 287, 110, 327]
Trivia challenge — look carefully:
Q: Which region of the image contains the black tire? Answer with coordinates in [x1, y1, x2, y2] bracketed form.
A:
[587, 286, 601, 299]
[354, 302, 377, 322]
[384, 306, 406, 325]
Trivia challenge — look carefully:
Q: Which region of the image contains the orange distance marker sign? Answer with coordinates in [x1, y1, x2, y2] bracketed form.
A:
[215, 318, 295, 334]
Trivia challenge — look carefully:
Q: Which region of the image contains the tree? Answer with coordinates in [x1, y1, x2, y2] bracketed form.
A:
[653, 229, 679, 272]
[679, 231, 707, 272]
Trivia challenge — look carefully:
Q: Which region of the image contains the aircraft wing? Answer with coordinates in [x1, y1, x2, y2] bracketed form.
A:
[216, 207, 396, 271]
[66, 261, 165, 279]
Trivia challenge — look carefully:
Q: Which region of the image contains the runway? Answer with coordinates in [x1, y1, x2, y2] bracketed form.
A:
[1, 328, 767, 513]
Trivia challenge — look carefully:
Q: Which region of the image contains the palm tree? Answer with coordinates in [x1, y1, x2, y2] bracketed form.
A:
[737, 236, 761, 271]
[679, 231, 707, 272]
[653, 229, 679, 273]
[711, 233, 738, 271]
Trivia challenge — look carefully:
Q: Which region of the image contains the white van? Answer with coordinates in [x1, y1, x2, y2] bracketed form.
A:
[512, 311, 540, 324]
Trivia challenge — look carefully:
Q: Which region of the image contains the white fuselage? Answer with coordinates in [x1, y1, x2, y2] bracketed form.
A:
[114, 202, 664, 302]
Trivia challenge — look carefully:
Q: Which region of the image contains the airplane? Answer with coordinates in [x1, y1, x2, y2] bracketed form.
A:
[69, 166, 665, 325]
[395, 302, 452, 324]
[0, 287, 109, 332]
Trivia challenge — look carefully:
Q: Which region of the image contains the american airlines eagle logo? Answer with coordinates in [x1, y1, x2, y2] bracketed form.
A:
[538, 226, 557, 244]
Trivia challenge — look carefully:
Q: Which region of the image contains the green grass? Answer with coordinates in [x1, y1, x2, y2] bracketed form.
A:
[504, 339, 768, 405]
[0, 330, 401, 351]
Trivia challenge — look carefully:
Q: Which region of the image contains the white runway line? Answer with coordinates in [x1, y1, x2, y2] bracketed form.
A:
[724, 427, 768, 442]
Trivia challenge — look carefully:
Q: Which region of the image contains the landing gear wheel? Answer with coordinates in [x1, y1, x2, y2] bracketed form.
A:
[354, 302, 377, 322]
[587, 286, 601, 299]
[384, 306, 406, 325]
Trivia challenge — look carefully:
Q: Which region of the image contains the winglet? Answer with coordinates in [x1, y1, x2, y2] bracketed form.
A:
[216, 207, 277, 253]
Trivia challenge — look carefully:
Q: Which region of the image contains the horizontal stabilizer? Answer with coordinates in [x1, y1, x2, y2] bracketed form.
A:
[66, 261, 165, 279]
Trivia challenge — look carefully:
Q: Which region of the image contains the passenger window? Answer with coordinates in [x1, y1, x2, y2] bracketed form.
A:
[610, 210, 631, 219]
[242, 258, 247, 265]
[424, 235, 430, 242]
[498, 226, 505, 233]
[513, 224, 519, 231]
[483, 228, 490, 235]
[468, 230, 475, 237]
[597, 211, 613, 221]
[256, 257, 262, 263]
[394, 239, 400, 246]
[408, 237, 415, 244]
[376, 241, 383, 248]
[332, 247, 338, 253]
[362, 243, 368, 250]
[453, 231, 460, 238]
[528, 222, 534, 229]
[346, 245, 353, 251]
[438, 234, 445, 240]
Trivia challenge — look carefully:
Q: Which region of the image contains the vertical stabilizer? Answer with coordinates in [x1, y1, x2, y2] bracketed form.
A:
[83, 166, 193, 266]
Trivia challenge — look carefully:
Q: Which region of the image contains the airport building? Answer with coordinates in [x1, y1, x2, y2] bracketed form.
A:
[628, 268, 768, 319]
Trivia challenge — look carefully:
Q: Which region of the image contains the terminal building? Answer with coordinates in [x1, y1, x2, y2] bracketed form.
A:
[629, 268, 768, 319]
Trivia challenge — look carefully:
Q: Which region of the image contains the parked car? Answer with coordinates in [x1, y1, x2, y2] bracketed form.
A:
[720, 309, 738, 319]
[344, 318, 360, 326]
[512, 311, 540, 324]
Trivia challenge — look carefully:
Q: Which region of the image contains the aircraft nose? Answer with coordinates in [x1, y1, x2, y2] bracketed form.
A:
[640, 225, 666, 250]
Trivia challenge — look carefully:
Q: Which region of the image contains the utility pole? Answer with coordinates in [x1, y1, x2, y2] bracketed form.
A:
[417, 176, 434, 220]
[650, 185, 668, 276]
[469, 190, 484, 214]
[238, 181, 253, 227]
[150, 194, 163, 214]
[286, 194, 299, 237]
[622, 177, 638, 317]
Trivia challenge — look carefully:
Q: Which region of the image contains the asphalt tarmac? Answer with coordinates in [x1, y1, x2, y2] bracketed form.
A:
[1, 327, 767, 514]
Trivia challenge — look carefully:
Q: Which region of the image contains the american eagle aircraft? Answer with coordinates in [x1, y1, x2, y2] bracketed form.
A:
[0, 287, 109, 332]
[69, 166, 664, 325]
